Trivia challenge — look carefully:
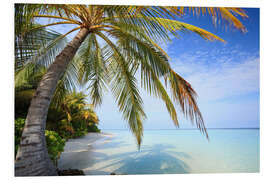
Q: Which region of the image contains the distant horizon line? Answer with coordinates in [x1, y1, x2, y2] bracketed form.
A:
[100, 127, 260, 130]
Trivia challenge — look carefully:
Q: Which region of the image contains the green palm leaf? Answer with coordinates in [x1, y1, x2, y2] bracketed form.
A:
[96, 32, 146, 147]
[104, 22, 179, 127]
[77, 34, 108, 106]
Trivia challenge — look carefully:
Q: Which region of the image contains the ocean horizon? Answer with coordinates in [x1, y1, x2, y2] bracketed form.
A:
[58, 128, 260, 175]
[101, 128, 260, 130]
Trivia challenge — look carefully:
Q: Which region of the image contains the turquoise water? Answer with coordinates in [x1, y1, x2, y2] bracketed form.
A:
[58, 129, 259, 175]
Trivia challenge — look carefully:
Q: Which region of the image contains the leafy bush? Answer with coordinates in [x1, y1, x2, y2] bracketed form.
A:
[15, 90, 101, 163]
[48, 92, 101, 139]
[15, 118, 65, 166]
[73, 129, 88, 138]
[57, 119, 74, 139]
[87, 122, 101, 133]
[15, 118, 25, 156]
[15, 90, 35, 118]
[45, 130, 66, 166]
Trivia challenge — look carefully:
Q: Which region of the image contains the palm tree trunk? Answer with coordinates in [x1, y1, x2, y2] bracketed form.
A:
[15, 27, 89, 176]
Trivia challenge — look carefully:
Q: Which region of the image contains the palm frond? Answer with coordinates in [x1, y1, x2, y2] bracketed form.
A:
[96, 31, 146, 147]
[102, 23, 170, 76]
[217, 7, 248, 32]
[15, 4, 41, 38]
[168, 70, 208, 139]
[105, 21, 179, 127]
[161, 7, 248, 32]
[34, 14, 82, 25]
[51, 57, 80, 109]
[100, 18, 208, 135]
[143, 17, 225, 42]
[77, 34, 108, 106]
[15, 26, 67, 70]
[15, 29, 68, 91]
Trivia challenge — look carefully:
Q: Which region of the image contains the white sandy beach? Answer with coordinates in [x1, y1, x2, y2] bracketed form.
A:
[58, 132, 115, 174]
[60, 132, 115, 152]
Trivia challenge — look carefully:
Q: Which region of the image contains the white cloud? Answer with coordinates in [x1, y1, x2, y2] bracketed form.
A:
[171, 47, 259, 102]
[94, 46, 260, 129]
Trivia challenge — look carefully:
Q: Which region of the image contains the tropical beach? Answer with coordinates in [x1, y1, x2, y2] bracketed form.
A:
[58, 129, 259, 175]
[13, 3, 260, 177]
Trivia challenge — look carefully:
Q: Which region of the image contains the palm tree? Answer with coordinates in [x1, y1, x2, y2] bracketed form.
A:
[59, 92, 98, 126]
[14, 4, 248, 176]
[58, 92, 99, 135]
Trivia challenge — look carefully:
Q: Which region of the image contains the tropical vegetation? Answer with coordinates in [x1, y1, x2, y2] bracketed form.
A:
[47, 91, 100, 139]
[15, 117, 66, 166]
[14, 4, 247, 176]
[15, 62, 100, 165]
[15, 90, 100, 165]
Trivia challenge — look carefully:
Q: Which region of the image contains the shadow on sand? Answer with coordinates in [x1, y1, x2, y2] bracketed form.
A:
[86, 143, 191, 175]
[59, 135, 192, 175]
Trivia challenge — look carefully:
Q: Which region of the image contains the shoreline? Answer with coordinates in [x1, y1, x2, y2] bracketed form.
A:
[60, 132, 115, 153]
[58, 130, 259, 175]
[57, 132, 115, 172]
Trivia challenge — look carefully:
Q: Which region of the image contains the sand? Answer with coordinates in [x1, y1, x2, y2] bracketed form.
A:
[57, 132, 115, 172]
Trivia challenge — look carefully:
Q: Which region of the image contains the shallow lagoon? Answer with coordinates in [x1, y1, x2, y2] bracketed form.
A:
[58, 129, 259, 175]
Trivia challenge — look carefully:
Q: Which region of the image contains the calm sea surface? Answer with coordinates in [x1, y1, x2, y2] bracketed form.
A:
[58, 129, 259, 175]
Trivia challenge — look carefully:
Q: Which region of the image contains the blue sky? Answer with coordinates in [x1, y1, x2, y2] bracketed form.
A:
[96, 8, 259, 130]
[38, 8, 260, 129]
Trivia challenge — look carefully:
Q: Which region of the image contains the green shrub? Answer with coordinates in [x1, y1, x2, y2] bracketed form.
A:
[72, 125, 88, 138]
[87, 123, 101, 133]
[46, 107, 65, 130]
[15, 118, 65, 166]
[15, 90, 35, 118]
[45, 130, 66, 166]
[15, 90, 101, 162]
[57, 119, 74, 139]
[15, 118, 26, 156]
